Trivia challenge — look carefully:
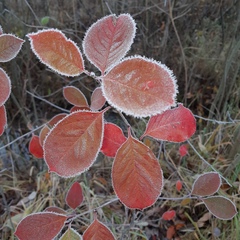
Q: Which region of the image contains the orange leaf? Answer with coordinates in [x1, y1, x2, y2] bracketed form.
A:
[112, 130, 163, 209]
[162, 210, 176, 220]
[102, 56, 177, 117]
[29, 135, 44, 158]
[176, 180, 182, 192]
[63, 86, 89, 107]
[0, 105, 7, 136]
[0, 67, 11, 106]
[14, 212, 67, 240]
[43, 110, 104, 177]
[141, 104, 196, 142]
[39, 125, 50, 146]
[166, 225, 176, 240]
[83, 14, 136, 74]
[65, 182, 83, 209]
[83, 218, 115, 240]
[48, 113, 68, 127]
[179, 144, 188, 157]
[90, 87, 106, 111]
[27, 29, 84, 76]
[101, 123, 127, 157]
[0, 34, 24, 62]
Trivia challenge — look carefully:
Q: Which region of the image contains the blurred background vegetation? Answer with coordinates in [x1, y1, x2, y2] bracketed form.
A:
[0, 0, 239, 239]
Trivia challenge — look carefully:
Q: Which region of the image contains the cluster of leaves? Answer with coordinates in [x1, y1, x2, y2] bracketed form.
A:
[26, 13, 196, 211]
[0, 13, 237, 239]
[14, 172, 237, 240]
[0, 25, 24, 135]
[162, 172, 237, 221]
[15, 182, 116, 240]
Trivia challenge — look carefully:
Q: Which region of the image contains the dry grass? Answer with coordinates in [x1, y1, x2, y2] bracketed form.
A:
[0, 0, 239, 239]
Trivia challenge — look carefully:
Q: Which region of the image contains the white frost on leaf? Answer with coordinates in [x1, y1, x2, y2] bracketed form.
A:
[27, 28, 84, 77]
[102, 55, 178, 118]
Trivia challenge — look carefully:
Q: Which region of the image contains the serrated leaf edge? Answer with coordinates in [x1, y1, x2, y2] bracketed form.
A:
[112, 134, 164, 210]
[202, 196, 237, 220]
[83, 218, 116, 240]
[141, 103, 196, 142]
[0, 34, 25, 62]
[82, 13, 136, 74]
[191, 172, 222, 197]
[0, 67, 11, 106]
[27, 28, 84, 77]
[63, 86, 89, 107]
[43, 109, 105, 178]
[0, 105, 7, 135]
[14, 212, 67, 239]
[101, 55, 178, 118]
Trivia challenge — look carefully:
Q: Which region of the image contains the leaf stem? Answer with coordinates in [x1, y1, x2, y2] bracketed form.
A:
[187, 140, 232, 186]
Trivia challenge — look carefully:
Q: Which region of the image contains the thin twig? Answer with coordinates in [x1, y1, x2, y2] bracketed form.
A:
[70, 197, 118, 221]
[187, 140, 232, 186]
[168, 0, 188, 104]
[26, 91, 70, 113]
[0, 124, 45, 151]
[193, 114, 239, 124]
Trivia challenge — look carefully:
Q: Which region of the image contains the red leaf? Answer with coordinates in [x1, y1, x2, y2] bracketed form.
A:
[0, 67, 11, 106]
[202, 196, 237, 220]
[14, 212, 67, 240]
[191, 172, 221, 196]
[39, 125, 50, 146]
[83, 14, 136, 74]
[44, 206, 67, 215]
[43, 110, 104, 177]
[27, 29, 84, 76]
[102, 56, 177, 117]
[166, 225, 176, 239]
[112, 130, 163, 209]
[83, 218, 115, 240]
[101, 123, 127, 157]
[179, 144, 188, 157]
[176, 180, 182, 192]
[65, 182, 83, 209]
[162, 210, 176, 220]
[29, 135, 44, 158]
[60, 228, 82, 240]
[48, 113, 68, 127]
[0, 34, 24, 62]
[63, 86, 89, 107]
[90, 87, 106, 111]
[0, 105, 7, 136]
[141, 104, 196, 142]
